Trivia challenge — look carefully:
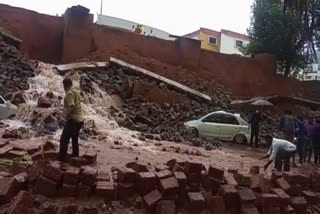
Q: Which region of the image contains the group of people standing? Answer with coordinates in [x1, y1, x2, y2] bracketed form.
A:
[131, 24, 153, 36]
[249, 109, 320, 172]
[280, 110, 320, 165]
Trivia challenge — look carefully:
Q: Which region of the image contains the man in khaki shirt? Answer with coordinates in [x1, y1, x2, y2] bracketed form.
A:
[58, 78, 84, 162]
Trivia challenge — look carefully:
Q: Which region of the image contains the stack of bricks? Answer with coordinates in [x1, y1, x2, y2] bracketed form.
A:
[3, 154, 320, 214]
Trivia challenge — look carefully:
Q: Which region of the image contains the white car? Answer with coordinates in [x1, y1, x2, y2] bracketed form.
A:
[184, 111, 251, 144]
[0, 95, 18, 120]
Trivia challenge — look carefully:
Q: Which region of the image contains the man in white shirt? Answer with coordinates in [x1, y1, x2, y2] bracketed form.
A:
[260, 135, 296, 171]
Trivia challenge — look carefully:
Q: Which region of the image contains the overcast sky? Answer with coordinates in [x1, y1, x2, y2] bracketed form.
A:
[0, 0, 254, 35]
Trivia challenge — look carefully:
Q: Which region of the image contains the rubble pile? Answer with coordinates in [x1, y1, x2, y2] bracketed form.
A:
[0, 34, 35, 101]
[0, 140, 320, 214]
[81, 66, 230, 147]
[298, 106, 320, 119]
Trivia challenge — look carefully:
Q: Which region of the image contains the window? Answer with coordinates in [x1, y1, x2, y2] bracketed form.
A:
[0, 97, 5, 104]
[202, 113, 239, 125]
[222, 115, 240, 125]
[208, 36, 217, 45]
[305, 75, 312, 80]
[236, 40, 244, 48]
[202, 113, 224, 123]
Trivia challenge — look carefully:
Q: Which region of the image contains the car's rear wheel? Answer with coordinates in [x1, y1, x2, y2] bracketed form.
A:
[233, 134, 246, 144]
[8, 114, 16, 119]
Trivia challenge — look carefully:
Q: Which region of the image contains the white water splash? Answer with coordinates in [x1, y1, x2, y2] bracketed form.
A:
[3, 62, 144, 146]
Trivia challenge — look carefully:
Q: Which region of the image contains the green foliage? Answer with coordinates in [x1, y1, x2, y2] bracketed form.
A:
[244, 0, 320, 76]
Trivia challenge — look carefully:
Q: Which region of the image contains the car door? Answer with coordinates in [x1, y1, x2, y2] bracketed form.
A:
[218, 114, 241, 140]
[0, 96, 8, 120]
[198, 113, 225, 139]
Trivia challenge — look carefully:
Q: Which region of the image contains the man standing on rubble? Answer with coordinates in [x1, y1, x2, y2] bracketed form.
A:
[260, 135, 296, 171]
[249, 109, 262, 148]
[58, 78, 84, 162]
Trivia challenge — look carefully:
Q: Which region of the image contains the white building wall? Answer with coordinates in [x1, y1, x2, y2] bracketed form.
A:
[303, 63, 320, 81]
[220, 34, 249, 56]
[97, 14, 174, 40]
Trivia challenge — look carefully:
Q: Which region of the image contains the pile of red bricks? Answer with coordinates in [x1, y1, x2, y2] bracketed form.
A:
[1, 138, 320, 213]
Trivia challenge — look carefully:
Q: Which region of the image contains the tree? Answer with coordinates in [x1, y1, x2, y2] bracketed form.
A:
[243, 0, 320, 76]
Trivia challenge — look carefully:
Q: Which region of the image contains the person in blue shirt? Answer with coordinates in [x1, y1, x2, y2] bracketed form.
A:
[295, 116, 307, 164]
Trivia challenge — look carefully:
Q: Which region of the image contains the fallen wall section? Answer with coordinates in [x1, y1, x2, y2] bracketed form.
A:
[110, 57, 212, 102]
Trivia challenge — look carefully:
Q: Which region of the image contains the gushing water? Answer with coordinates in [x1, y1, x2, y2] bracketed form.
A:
[3, 62, 144, 146]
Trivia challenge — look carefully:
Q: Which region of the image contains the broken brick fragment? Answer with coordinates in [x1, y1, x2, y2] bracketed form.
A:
[60, 184, 77, 197]
[166, 159, 177, 169]
[205, 194, 225, 214]
[155, 164, 170, 172]
[138, 172, 158, 194]
[70, 157, 88, 167]
[258, 193, 280, 208]
[302, 190, 318, 205]
[117, 182, 135, 200]
[43, 151, 58, 160]
[80, 166, 97, 186]
[117, 167, 137, 183]
[143, 189, 162, 210]
[96, 170, 110, 182]
[156, 200, 175, 214]
[42, 163, 64, 183]
[290, 197, 307, 214]
[174, 171, 187, 186]
[159, 176, 179, 196]
[83, 151, 97, 165]
[271, 188, 290, 206]
[239, 188, 256, 204]
[33, 176, 57, 197]
[7, 191, 35, 214]
[126, 161, 148, 172]
[234, 173, 251, 187]
[0, 177, 20, 205]
[27, 145, 41, 155]
[188, 192, 205, 210]
[95, 181, 115, 201]
[184, 161, 203, 175]
[155, 170, 173, 180]
[208, 165, 224, 181]
[219, 185, 239, 212]
[31, 151, 43, 161]
[64, 166, 80, 185]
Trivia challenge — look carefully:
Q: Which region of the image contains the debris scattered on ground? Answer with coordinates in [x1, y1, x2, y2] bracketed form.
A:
[0, 139, 319, 214]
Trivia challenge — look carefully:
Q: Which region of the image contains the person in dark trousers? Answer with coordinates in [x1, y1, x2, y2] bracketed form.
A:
[295, 116, 307, 164]
[311, 119, 320, 165]
[260, 135, 296, 172]
[249, 109, 262, 148]
[304, 118, 314, 163]
[58, 78, 84, 162]
[280, 110, 297, 165]
[280, 110, 297, 143]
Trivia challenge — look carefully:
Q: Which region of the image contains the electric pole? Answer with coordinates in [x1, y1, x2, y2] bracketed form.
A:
[100, 0, 103, 15]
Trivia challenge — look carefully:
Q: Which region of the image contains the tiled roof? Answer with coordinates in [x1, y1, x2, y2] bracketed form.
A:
[221, 29, 250, 41]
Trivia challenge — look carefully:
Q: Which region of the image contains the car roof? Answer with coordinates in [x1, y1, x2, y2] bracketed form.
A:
[210, 111, 241, 117]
